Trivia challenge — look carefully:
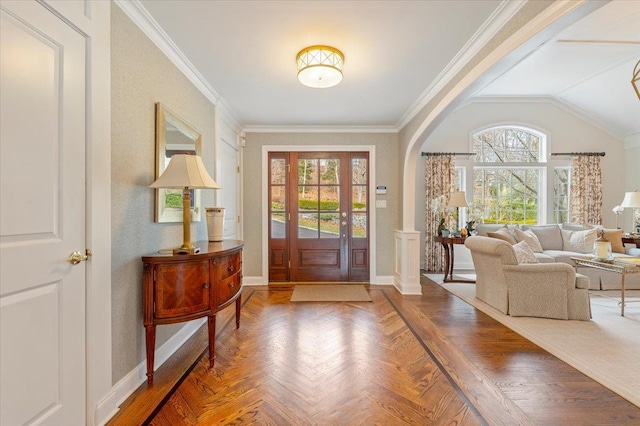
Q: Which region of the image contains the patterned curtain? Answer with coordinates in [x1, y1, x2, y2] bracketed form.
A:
[569, 155, 602, 225]
[424, 155, 455, 272]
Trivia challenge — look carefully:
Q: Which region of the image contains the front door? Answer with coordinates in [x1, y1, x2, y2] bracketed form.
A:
[268, 152, 369, 282]
[1, 2, 87, 424]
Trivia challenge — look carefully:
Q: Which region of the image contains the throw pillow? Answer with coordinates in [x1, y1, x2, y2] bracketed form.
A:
[512, 241, 539, 264]
[561, 228, 598, 253]
[600, 228, 625, 254]
[513, 228, 543, 253]
[487, 227, 517, 245]
[523, 225, 563, 250]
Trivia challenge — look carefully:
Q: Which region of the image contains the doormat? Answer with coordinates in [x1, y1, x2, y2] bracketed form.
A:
[290, 285, 372, 302]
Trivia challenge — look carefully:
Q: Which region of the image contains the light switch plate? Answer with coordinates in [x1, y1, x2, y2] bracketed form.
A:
[376, 200, 387, 208]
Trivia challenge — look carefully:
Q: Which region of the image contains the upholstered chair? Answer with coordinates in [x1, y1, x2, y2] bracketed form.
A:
[465, 236, 591, 321]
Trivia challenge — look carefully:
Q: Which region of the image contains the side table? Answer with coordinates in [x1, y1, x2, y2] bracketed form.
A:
[434, 235, 475, 283]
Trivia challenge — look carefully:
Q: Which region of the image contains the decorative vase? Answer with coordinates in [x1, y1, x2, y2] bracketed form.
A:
[437, 219, 446, 236]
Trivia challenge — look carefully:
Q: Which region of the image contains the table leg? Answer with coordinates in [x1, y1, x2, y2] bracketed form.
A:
[441, 242, 452, 282]
[145, 325, 156, 384]
[235, 293, 242, 329]
[621, 273, 626, 317]
[208, 315, 216, 368]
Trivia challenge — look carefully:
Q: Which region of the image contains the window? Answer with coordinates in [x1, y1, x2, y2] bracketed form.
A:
[553, 167, 570, 224]
[471, 126, 547, 225]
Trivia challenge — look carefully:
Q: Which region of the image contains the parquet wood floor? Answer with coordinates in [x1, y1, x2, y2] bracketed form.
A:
[108, 277, 640, 426]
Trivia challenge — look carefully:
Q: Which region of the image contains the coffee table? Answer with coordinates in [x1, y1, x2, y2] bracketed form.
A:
[571, 257, 640, 316]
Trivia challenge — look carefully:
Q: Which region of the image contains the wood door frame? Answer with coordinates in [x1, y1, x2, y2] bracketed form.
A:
[262, 145, 377, 284]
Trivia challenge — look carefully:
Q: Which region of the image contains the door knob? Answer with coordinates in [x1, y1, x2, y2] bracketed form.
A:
[342, 221, 347, 226]
[67, 249, 92, 265]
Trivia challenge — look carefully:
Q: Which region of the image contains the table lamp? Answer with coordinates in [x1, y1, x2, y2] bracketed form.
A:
[150, 154, 221, 255]
[448, 191, 468, 231]
[620, 190, 640, 233]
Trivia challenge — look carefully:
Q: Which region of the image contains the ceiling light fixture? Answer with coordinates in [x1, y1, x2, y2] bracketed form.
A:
[296, 45, 344, 88]
[633, 59, 640, 100]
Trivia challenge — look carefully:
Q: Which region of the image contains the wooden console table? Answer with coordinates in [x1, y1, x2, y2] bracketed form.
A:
[622, 236, 639, 247]
[142, 240, 243, 384]
[433, 235, 475, 283]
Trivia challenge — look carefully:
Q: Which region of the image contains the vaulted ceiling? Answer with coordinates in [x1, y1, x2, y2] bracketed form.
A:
[134, 1, 639, 138]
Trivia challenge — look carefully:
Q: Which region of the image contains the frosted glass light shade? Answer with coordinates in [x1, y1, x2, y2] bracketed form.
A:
[296, 45, 344, 88]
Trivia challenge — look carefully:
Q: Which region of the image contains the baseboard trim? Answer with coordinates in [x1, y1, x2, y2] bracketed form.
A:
[370, 275, 394, 285]
[242, 276, 265, 286]
[96, 318, 206, 425]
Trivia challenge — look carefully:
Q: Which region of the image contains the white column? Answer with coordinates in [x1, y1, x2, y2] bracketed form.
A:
[394, 230, 422, 294]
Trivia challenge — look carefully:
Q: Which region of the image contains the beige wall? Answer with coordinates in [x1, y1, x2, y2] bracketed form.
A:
[111, 3, 216, 383]
[414, 100, 630, 268]
[243, 132, 399, 279]
[398, 0, 570, 228]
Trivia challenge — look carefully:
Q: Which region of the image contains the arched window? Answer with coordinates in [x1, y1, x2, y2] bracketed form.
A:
[471, 126, 549, 225]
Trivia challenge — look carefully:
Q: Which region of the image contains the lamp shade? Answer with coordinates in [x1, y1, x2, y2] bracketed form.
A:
[448, 191, 468, 208]
[620, 190, 640, 208]
[150, 154, 221, 189]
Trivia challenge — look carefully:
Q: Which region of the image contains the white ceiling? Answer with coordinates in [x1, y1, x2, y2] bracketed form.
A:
[135, 1, 639, 137]
[476, 1, 640, 138]
[137, 0, 504, 129]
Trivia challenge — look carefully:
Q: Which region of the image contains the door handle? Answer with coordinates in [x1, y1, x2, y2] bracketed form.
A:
[67, 249, 92, 265]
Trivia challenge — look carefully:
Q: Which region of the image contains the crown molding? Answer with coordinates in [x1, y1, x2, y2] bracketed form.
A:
[395, 0, 526, 130]
[242, 125, 398, 134]
[114, 0, 222, 106]
[465, 95, 626, 142]
[626, 132, 640, 150]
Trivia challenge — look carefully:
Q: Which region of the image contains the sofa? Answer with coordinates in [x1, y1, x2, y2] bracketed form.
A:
[464, 236, 591, 320]
[474, 224, 640, 290]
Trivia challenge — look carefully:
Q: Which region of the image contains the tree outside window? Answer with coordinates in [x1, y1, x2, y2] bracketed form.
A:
[472, 126, 546, 225]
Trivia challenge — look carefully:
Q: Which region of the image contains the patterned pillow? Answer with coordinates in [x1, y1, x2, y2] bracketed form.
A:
[561, 228, 598, 253]
[487, 227, 517, 245]
[512, 241, 539, 264]
[513, 228, 543, 253]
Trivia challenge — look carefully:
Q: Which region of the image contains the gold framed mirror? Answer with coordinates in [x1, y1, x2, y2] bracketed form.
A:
[154, 102, 203, 222]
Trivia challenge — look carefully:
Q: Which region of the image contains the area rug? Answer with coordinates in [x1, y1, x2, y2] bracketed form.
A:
[290, 284, 372, 302]
[425, 274, 640, 408]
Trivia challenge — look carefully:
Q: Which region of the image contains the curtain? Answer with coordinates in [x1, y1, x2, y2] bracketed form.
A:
[424, 155, 455, 272]
[569, 155, 602, 225]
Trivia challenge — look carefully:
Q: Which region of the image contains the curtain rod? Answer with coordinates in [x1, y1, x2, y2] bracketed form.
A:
[550, 152, 605, 157]
[421, 152, 476, 157]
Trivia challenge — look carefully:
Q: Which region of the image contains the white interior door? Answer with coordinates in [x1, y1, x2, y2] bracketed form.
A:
[0, 1, 87, 424]
[219, 132, 240, 239]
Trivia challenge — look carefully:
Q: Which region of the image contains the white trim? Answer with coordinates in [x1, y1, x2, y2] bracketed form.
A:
[113, 0, 222, 107]
[467, 96, 626, 141]
[370, 275, 394, 285]
[244, 125, 397, 134]
[395, 0, 526, 130]
[261, 145, 377, 284]
[99, 319, 206, 424]
[242, 277, 266, 286]
[401, 0, 600, 229]
[625, 132, 640, 150]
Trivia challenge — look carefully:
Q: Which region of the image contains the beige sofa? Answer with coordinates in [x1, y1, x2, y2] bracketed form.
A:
[465, 236, 591, 321]
[475, 224, 640, 290]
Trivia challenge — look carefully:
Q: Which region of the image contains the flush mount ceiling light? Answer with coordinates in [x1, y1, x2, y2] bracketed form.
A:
[296, 45, 344, 88]
[633, 59, 640, 100]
